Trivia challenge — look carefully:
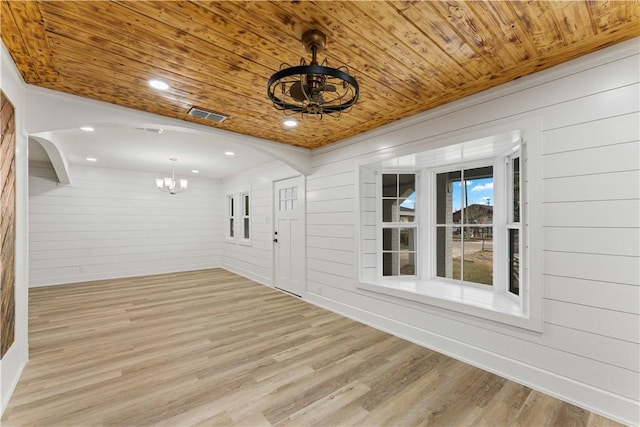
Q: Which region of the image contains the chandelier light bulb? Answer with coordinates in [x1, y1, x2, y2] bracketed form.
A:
[156, 158, 187, 195]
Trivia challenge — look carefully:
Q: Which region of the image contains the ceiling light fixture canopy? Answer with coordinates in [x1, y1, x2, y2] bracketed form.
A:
[155, 158, 188, 195]
[267, 30, 359, 119]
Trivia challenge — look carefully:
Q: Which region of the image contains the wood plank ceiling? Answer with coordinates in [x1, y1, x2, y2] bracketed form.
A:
[2, 1, 639, 149]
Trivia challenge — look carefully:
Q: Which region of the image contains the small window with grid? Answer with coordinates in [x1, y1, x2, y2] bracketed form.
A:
[381, 173, 417, 277]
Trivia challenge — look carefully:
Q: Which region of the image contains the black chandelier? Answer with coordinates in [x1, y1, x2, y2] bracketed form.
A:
[267, 30, 359, 119]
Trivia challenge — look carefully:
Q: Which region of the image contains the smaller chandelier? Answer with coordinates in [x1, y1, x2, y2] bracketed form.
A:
[267, 30, 359, 119]
[155, 158, 188, 195]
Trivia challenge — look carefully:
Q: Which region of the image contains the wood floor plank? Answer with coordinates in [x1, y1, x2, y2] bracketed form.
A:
[1, 268, 624, 426]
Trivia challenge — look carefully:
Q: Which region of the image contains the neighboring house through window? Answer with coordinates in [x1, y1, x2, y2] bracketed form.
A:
[435, 165, 495, 287]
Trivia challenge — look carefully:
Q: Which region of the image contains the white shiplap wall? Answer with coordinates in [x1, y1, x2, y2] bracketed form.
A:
[222, 161, 300, 286]
[304, 39, 640, 425]
[1, 41, 29, 416]
[29, 164, 223, 286]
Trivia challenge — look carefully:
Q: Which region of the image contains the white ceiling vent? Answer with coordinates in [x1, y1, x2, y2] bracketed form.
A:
[135, 127, 164, 134]
[188, 107, 228, 123]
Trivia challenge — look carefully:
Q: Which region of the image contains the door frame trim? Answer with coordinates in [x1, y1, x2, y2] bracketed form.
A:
[272, 175, 306, 298]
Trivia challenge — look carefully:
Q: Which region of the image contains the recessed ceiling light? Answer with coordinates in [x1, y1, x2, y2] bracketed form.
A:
[283, 119, 298, 128]
[225, 151, 235, 156]
[80, 126, 94, 132]
[86, 157, 97, 162]
[148, 79, 169, 91]
[192, 170, 199, 174]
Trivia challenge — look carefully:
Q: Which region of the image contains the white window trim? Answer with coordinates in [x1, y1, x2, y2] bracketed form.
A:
[239, 191, 251, 245]
[378, 171, 419, 279]
[356, 118, 543, 332]
[226, 194, 236, 243]
[427, 158, 498, 291]
[506, 151, 522, 301]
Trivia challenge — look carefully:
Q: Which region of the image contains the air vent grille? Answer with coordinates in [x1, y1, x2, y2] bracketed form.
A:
[188, 107, 228, 123]
[135, 127, 164, 134]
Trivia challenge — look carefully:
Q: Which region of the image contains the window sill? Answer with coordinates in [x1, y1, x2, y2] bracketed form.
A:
[358, 278, 539, 331]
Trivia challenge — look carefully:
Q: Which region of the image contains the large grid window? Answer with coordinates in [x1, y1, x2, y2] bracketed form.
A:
[381, 173, 417, 277]
[435, 166, 494, 287]
[359, 132, 539, 330]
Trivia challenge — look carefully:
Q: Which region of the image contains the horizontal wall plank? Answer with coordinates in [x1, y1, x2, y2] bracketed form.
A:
[30, 193, 221, 210]
[545, 299, 640, 344]
[543, 170, 640, 203]
[542, 83, 639, 131]
[306, 236, 356, 252]
[307, 270, 356, 291]
[30, 256, 217, 281]
[29, 242, 219, 260]
[543, 227, 640, 257]
[307, 225, 356, 239]
[307, 199, 355, 214]
[30, 229, 218, 242]
[306, 212, 356, 226]
[543, 141, 639, 178]
[543, 112, 640, 155]
[29, 221, 218, 233]
[306, 171, 355, 191]
[29, 212, 220, 224]
[30, 248, 216, 270]
[306, 184, 354, 202]
[544, 275, 639, 314]
[29, 203, 221, 216]
[544, 251, 639, 285]
[541, 323, 639, 372]
[29, 235, 214, 251]
[543, 200, 639, 228]
[307, 258, 356, 279]
[307, 247, 356, 265]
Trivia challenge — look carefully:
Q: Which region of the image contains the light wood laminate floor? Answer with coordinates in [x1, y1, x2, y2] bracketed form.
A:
[2, 269, 622, 426]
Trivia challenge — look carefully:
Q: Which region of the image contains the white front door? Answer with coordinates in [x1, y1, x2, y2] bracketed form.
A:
[273, 176, 305, 297]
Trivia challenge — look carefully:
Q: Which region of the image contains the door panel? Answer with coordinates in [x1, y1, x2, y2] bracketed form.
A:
[274, 177, 305, 296]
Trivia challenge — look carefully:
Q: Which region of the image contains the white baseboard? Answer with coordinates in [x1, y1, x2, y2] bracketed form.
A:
[29, 264, 221, 288]
[305, 292, 639, 426]
[221, 263, 272, 288]
[1, 359, 26, 417]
